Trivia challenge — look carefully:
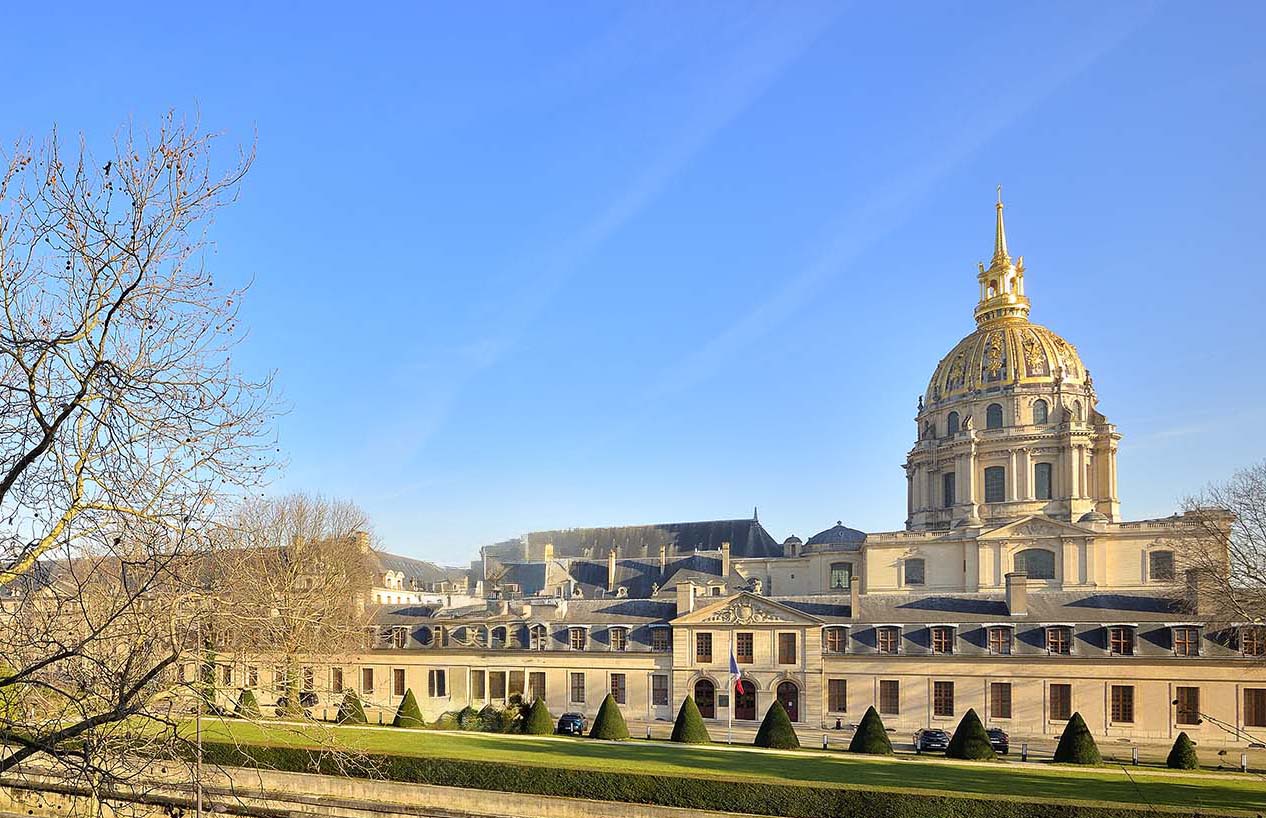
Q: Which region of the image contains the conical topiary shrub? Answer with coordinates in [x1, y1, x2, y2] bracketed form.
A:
[1167, 731, 1199, 770]
[848, 706, 893, 754]
[945, 708, 996, 760]
[670, 696, 712, 744]
[523, 698, 555, 735]
[234, 688, 260, 719]
[1053, 712, 1101, 765]
[588, 693, 630, 740]
[754, 700, 800, 750]
[393, 688, 425, 728]
[337, 690, 368, 724]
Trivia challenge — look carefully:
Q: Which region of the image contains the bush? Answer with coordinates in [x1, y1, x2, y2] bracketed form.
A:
[336, 691, 367, 725]
[197, 741, 1164, 818]
[523, 699, 555, 735]
[393, 688, 425, 728]
[479, 704, 515, 733]
[1053, 712, 1101, 765]
[670, 696, 712, 744]
[1166, 731, 1198, 770]
[589, 693, 630, 740]
[456, 705, 483, 730]
[945, 708, 996, 761]
[234, 688, 260, 719]
[753, 700, 799, 750]
[847, 706, 893, 755]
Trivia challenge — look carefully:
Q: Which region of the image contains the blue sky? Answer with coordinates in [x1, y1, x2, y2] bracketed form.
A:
[4, 2, 1263, 562]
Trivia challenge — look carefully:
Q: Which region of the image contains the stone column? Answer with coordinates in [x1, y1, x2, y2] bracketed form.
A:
[1008, 449, 1019, 501]
[1019, 448, 1033, 500]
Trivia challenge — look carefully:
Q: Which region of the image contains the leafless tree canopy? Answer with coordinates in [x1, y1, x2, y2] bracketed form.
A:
[0, 113, 274, 782]
[1176, 460, 1263, 627]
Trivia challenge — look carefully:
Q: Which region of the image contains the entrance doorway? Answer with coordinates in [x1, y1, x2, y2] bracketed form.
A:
[695, 679, 716, 719]
[735, 680, 756, 720]
[776, 681, 799, 722]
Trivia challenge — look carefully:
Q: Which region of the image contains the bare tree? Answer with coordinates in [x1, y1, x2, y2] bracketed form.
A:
[0, 112, 274, 786]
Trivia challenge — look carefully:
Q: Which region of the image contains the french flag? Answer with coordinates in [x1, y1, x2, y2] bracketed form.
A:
[729, 650, 741, 692]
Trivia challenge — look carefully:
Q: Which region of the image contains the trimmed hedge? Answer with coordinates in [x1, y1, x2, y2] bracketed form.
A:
[197, 741, 1166, 818]
[336, 691, 367, 725]
[523, 699, 555, 735]
[1167, 731, 1198, 770]
[754, 700, 799, 750]
[1053, 712, 1101, 765]
[234, 688, 260, 719]
[945, 709, 996, 761]
[589, 693, 629, 740]
[393, 688, 425, 729]
[670, 696, 712, 744]
[847, 706, 893, 755]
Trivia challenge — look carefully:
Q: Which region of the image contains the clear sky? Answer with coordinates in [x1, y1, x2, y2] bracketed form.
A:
[4, 2, 1263, 563]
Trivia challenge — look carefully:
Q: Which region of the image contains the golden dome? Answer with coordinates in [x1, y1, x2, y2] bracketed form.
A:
[925, 319, 1087, 404]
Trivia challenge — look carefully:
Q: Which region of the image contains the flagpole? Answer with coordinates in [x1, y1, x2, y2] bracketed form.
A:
[727, 631, 734, 745]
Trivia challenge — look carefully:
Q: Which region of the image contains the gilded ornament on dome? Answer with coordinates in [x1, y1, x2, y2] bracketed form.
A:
[983, 332, 1005, 379]
[946, 353, 966, 389]
[1022, 332, 1048, 376]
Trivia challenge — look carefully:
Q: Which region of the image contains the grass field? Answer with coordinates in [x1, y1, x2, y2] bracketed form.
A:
[191, 720, 1266, 815]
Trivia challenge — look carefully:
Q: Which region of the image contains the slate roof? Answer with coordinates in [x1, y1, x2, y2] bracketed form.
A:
[805, 521, 866, 549]
[481, 517, 781, 561]
[373, 551, 462, 586]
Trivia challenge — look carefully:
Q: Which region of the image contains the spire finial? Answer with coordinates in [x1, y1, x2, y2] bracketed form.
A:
[993, 185, 1009, 264]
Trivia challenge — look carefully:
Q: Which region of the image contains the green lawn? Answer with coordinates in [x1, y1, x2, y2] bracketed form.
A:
[192, 720, 1266, 815]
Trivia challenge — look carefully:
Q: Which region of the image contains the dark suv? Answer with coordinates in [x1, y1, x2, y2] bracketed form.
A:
[913, 728, 950, 753]
[557, 712, 588, 736]
[986, 727, 1009, 754]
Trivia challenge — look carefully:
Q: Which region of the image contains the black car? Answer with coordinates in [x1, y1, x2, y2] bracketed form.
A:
[913, 728, 950, 753]
[557, 712, 588, 736]
[986, 727, 1009, 754]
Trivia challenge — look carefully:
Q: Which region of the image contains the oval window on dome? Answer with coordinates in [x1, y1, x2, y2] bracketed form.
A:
[1033, 399, 1049, 425]
[947, 411, 959, 435]
[986, 403, 1004, 429]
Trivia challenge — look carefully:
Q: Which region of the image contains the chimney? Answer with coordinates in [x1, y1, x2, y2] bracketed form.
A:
[1185, 568, 1217, 617]
[543, 542, 554, 563]
[720, 541, 731, 578]
[849, 575, 860, 620]
[1005, 572, 1028, 617]
[659, 545, 668, 575]
[676, 581, 696, 616]
[607, 547, 618, 592]
[352, 530, 371, 553]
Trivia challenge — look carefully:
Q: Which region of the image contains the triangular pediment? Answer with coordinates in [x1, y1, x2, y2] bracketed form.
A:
[977, 515, 1091, 541]
[672, 592, 823, 626]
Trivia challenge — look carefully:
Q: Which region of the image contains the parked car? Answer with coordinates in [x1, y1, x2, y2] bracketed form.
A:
[913, 728, 950, 753]
[557, 712, 588, 736]
[986, 727, 1010, 754]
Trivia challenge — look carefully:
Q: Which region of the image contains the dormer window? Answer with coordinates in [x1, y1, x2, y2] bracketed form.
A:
[1172, 626, 1199, 657]
[930, 626, 954, 655]
[824, 626, 847, 654]
[877, 626, 900, 655]
[529, 624, 548, 651]
[391, 626, 408, 649]
[988, 626, 1013, 655]
[1241, 626, 1266, 657]
[569, 627, 588, 651]
[1108, 626, 1135, 656]
[1046, 626, 1072, 655]
[609, 627, 628, 652]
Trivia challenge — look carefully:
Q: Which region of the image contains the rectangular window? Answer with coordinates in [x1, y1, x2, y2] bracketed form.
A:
[1245, 689, 1266, 728]
[509, 670, 525, 699]
[1049, 683, 1072, 721]
[984, 466, 1006, 503]
[529, 672, 545, 702]
[570, 628, 587, 651]
[610, 628, 627, 652]
[247, 666, 259, 688]
[933, 681, 954, 717]
[570, 672, 585, 704]
[530, 625, 547, 651]
[877, 627, 900, 655]
[1243, 627, 1266, 657]
[828, 679, 847, 713]
[652, 674, 669, 706]
[1111, 685, 1134, 723]
[361, 667, 374, 695]
[879, 679, 900, 716]
[1173, 627, 1200, 657]
[1034, 462, 1053, 500]
[942, 472, 956, 508]
[331, 667, 344, 694]
[696, 633, 713, 663]
[737, 632, 754, 664]
[777, 633, 797, 665]
[1175, 686, 1200, 725]
[931, 626, 954, 655]
[990, 682, 1012, 719]
[392, 668, 405, 697]
[1109, 626, 1135, 656]
[428, 668, 446, 698]
[1046, 626, 1072, 655]
[904, 559, 926, 586]
[471, 670, 486, 701]
[1150, 551, 1175, 581]
[988, 626, 1012, 655]
[302, 666, 314, 692]
[177, 663, 186, 684]
[490, 671, 506, 701]
[611, 673, 626, 705]
[391, 626, 408, 649]
[651, 628, 670, 652]
[824, 627, 846, 654]
[830, 563, 853, 590]
[221, 665, 233, 686]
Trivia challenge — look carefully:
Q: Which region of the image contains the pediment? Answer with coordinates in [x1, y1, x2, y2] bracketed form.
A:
[672, 592, 822, 626]
[977, 515, 1091, 541]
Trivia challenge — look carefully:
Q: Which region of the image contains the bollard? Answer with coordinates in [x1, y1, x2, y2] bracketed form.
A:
[1131, 747, 1138, 766]
[646, 725, 652, 740]
[1243, 752, 1249, 773]
[1021, 742, 1028, 762]
[823, 734, 828, 750]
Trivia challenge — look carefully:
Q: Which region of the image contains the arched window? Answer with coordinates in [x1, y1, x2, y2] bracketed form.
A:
[529, 624, 548, 651]
[1015, 548, 1055, 580]
[829, 562, 852, 590]
[490, 626, 507, 649]
[694, 679, 716, 719]
[1149, 550, 1175, 582]
[1033, 399, 1048, 424]
[986, 403, 1004, 429]
[947, 411, 960, 435]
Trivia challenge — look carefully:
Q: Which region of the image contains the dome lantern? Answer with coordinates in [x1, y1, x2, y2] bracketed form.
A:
[974, 186, 1030, 327]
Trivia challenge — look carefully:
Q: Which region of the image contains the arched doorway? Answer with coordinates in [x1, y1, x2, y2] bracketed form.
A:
[776, 681, 799, 722]
[735, 680, 756, 720]
[694, 679, 716, 719]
